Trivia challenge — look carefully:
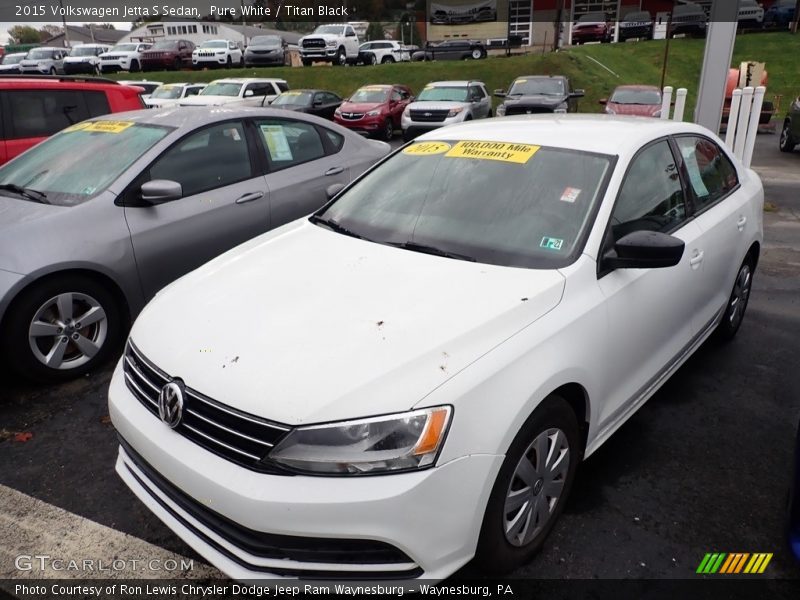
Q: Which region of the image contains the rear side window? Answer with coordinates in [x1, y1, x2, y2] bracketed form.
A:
[675, 136, 739, 211]
[275, 81, 289, 93]
[84, 91, 111, 117]
[254, 119, 326, 170]
[322, 128, 344, 152]
[6, 90, 93, 139]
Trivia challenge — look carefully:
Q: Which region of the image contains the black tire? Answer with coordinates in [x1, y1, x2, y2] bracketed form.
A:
[471, 48, 483, 59]
[369, 53, 378, 66]
[381, 119, 394, 141]
[475, 396, 581, 574]
[49, 67, 56, 75]
[715, 254, 756, 342]
[780, 120, 796, 153]
[239, 56, 245, 68]
[129, 60, 140, 73]
[1, 275, 124, 383]
[381, 56, 395, 64]
[335, 47, 347, 66]
[226, 55, 232, 69]
[173, 57, 181, 71]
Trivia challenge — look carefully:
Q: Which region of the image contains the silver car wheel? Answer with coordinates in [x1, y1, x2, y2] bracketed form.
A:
[727, 263, 752, 328]
[28, 292, 108, 370]
[503, 427, 570, 547]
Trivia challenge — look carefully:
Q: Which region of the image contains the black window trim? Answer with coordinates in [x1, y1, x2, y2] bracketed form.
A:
[670, 133, 742, 219]
[597, 135, 692, 279]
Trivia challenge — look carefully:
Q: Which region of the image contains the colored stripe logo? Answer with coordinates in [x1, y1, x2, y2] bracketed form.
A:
[696, 552, 772, 574]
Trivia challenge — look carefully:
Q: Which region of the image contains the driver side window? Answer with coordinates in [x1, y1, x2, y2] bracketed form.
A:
[611, 140, 687, 241]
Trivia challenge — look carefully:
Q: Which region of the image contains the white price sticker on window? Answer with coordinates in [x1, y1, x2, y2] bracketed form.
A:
[260, 125, 293, 161]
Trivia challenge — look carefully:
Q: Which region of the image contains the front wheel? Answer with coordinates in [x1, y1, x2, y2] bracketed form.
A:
[471, 48, 483, 59]
[129, 60, 140, 73]
[715, 255, 755, 342]
[226, 55, 232, 69]
[381, 119, 394, 141]
[335, 47, 347, 66]
[1, 275, 124, 382]
[173, 57, 181, 71]
[779, 121, 796, 153]
[475, 397, 580, 574]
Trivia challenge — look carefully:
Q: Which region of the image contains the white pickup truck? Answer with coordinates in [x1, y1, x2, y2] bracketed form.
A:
[298, 24, 360, 66]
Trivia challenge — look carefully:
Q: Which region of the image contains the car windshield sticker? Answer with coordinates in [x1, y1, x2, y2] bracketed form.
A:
[402, 141, 451, 156]
[260, 125, 293, 161]
[283, 91, 303, 96]
[75, 121, 135, 134]
[679, 144, 710, 197]
[560, 187, 581, 203]
[445, 141, 540, 164]
[540, 237, 564, 251]
[63, 122, 92, 133]
[516, 79, 527, 83]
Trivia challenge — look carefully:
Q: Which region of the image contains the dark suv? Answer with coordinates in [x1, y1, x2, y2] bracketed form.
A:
[412, 40, 487, 61]
[0, 76, 144, 164]
[494, 75, 584, 116]
[140, 39, 195, 72]
[618, 11, 654, 41]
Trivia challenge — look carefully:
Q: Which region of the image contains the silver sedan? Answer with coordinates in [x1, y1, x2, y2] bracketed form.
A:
[0, 107, 390, 381]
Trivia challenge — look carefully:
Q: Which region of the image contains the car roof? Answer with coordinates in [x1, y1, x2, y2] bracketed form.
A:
[91, 106, 341, 129]
[212, 77, 287, 84]
[428, 80, 484, 87]
[415, 115, 713, 157]
[515, 75, 566, 80]
[612, 84, 660, 91]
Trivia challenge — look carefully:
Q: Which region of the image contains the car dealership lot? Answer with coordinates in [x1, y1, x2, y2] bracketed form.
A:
[1, 130, 799, 583]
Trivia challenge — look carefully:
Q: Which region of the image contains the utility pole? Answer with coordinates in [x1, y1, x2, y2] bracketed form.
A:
[58, 0, 71, 48]
[553, 0, 564, 51]
[792, 0, 800, 34]
[659, 1, 674, 92]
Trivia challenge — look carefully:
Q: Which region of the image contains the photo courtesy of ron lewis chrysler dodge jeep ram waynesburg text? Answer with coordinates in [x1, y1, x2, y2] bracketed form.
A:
[110, 115, 763, 581]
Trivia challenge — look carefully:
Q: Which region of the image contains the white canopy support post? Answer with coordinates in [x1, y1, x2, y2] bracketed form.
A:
[733, 87, 755, 161]
[742, 86, 766, 168]
[673, 88, 688, 122]
[661, 86, 673, 120]
[725, 89, 742, 150]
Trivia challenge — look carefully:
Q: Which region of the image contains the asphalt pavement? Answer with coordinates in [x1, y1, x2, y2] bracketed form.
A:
[1, 130, 798, 585]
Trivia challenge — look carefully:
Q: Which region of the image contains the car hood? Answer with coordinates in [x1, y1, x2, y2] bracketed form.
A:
[302, 33, 340, 41]
[340, 101, 385, 112]
[131, 221, 566, 426]
[272, 103, 306, 111]
[179, 95, 240, 106]
[0, 196, 69, 269]
[502, 95, 568, 109]
[247, 45, 282, 51]
[607, 102, 660, 117]
[100, 51, 137, 57]
[144, 97, 180, 107]
[20, 59, 49, 65]
[407, 101, 468, 111]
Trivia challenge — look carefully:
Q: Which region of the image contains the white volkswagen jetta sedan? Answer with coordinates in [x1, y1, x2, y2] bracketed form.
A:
[109, 116, 763, 581]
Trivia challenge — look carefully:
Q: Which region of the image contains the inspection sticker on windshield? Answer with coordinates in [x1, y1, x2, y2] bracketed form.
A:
[81, 121, 135, 134]
[403, 141, 451, 156]
[445, 141, 540, 164]
[560, 187, 581, 203]
[540, 237, 564, 251]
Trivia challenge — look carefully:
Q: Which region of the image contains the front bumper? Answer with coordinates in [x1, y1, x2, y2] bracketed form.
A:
[401, 113, 465, 136]
[141, 57, 175, 70]
[245, 53, 284, 66]
[333, 114, 385, 134]
[63, 62, 97, 74]
[300, 49, 338, 60]
[193, 56, 231, 66]
[20, 66, 51, 74]
[100, 60, 130, 73]
[109, 358, 501, 581]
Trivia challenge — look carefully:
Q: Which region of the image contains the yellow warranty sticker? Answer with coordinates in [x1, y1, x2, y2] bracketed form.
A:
[402, 141, 451, 156]
[63, 122, 92, 133]
[81, 121, 135, 134]
[445, 141, 540, 164]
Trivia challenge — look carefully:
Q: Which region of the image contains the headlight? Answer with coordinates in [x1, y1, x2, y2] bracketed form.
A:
[267, 406, 452, 475]
[605, 107, 616, 115]
[496, 104, 506, 116]
[326, 40, 337, 47]
[446, 107, 464, 118]
[216, 51, 226, 55]
[402, 106, 410, 118]
[334, 108, 342, 116]
[653, 109, 662, 118]
[366, 109, 381, 117]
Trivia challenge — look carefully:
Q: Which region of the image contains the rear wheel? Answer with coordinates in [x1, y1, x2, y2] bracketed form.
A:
[780, 120, 796, 152]
[1, 275, 124, 382]
[715, 255, 756, 342]
[475, 397, 580, 574]
[471, 48, 483, 59]
[369, 53, 378, 66]
[381, 55, 395, 64]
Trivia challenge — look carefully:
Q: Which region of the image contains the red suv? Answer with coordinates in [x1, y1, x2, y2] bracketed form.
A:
[571, 12, 612, 44]
[0, 77, 144, 164]
[140, 39, 195, 72]
[334, 84, 414, 141]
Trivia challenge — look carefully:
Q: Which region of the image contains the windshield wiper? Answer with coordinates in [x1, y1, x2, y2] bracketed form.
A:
[0, 184, 49, 204]
[388, 241, 476, 262]
[309, 215, 370, 241]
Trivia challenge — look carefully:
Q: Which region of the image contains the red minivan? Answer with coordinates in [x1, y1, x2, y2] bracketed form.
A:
[0, 77, 144, 165]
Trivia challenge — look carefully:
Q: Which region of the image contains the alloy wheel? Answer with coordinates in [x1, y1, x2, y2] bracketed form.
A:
[727, 263, 752, 329]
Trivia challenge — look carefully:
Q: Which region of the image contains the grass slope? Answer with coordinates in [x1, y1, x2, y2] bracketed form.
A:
[118, 32, 799, 118]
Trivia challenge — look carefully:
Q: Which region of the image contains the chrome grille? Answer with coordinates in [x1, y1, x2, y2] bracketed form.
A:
[102, 55, 121, 60]
[302, 38, 326, 49]
[340, 112, 364, 120]
[504, 106, 555, 116]
[409, 109, 449, 123]
[123, 340, 290, 473]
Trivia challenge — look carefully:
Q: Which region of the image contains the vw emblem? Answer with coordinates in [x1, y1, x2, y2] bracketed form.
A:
[158, 380, 185, 429]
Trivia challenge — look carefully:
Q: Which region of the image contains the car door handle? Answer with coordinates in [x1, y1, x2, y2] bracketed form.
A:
[235, 191, 265, 205]
[736, 216, 747, 231]
[325, 166, 344, 176]
[690, 250, 704, 268]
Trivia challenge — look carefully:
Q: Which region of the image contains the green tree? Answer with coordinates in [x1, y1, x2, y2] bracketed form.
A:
[8, 25, 42, 44]
[366, 22, 384, 41]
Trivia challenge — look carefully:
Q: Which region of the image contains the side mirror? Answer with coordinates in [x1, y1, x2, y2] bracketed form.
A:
[598, 98, 607, 105]
[571, 90, 586, 98]
[244, 90, 254, 97]
[141, 180, 182, 204]
[326, 183, 345, 200]
[603, 230, 685, 270]
[494, 89, 507, 98]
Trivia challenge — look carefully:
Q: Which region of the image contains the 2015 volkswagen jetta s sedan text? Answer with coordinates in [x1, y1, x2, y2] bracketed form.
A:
[109, 116, 763, 581]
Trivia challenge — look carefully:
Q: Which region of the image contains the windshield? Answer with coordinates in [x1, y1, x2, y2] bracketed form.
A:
[349, 87, 390, 103]
[578, 12, 606, 22]
[250, 36, 281, 46]
[509, 78, 565, 96]
[151, 40, 178, 50]
[417, 87, 468, 102]
[623, 11, 651, 22]
[110, 44, 138, 52]
[151, 85, 183, 99]
[201, 82, 242, 96]
[272, 91, 312, 105]
[0, 122, 171, 207]
[200, 41, 228, 49]
[71, 46, 100, 56]
[315, 25, 345, 35]
[1, 54, 25, 64]
[27, 49, 55, 60]
[610, 88, 661, 105]
[317, 141, 613, 268]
